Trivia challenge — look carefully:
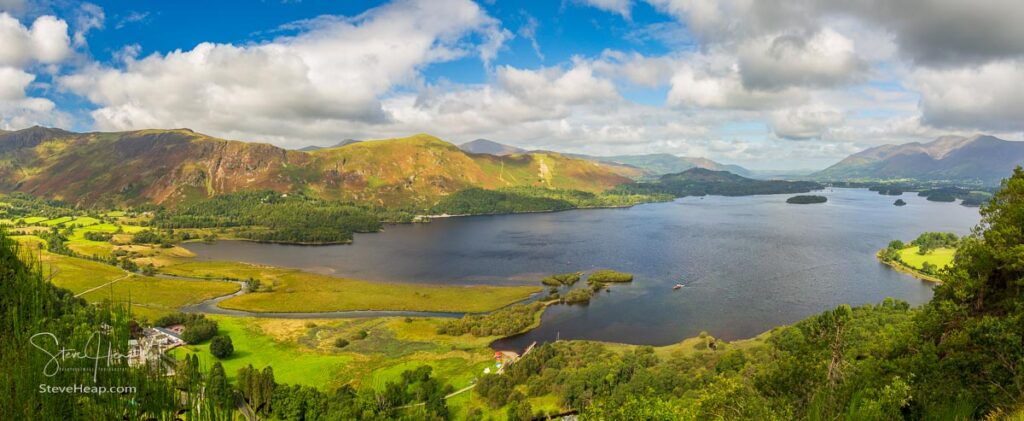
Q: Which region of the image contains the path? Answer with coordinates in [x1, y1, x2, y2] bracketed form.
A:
[74, 273, 132, 298]
[397, 341, 538, 409]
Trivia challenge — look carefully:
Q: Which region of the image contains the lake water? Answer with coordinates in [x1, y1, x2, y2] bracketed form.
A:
[184, 189, 980, 348]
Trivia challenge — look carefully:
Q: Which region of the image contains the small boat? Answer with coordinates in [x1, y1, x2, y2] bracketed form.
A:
[673, 284, 684, 290]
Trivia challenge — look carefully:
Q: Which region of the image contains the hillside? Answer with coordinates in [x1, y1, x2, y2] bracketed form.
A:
[0, 127, 633, 207]
[813, 135, 1024, 184]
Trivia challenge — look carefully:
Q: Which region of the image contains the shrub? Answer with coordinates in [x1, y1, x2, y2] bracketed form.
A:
[334, 338, 349, 348]
[588, 269, 633, 283]
[210, 335, 234, 359]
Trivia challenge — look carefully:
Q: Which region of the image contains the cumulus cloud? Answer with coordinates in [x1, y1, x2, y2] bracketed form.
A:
[0, 12, 71, 129]
[913, 60, 1024, 131]
[770, 104, 844, 140]
[738, 28, 865, 90]
[61, 0, 509, 138]
[0, 12, 71, 66]
[666, 52, 803, 110]
[646, 0, 1024, 67]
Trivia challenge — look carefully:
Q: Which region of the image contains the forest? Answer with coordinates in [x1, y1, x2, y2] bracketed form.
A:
[613, 169, 822, 198]
[437, 302, 545, 337]
[150, 191, 392, 244]
[429, 187, 669, 216]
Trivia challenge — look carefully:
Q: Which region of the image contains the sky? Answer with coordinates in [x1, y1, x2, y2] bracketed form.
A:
[1, 0, 1023, 170]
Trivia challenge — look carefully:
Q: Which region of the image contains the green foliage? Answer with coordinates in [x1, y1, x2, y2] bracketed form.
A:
[562, 287, 596, 304]
[0, 229, 192, 419]
[156, 312, 219, 344]
[910, 231, 959, 254]
[438, 302, 543, 337]
[334, 337, 350, 348]
[588, 269, 633, 283]
[430, 187, 667, 216]
[151, 190, 388, 244]
[615, 168, 822, 198]
[542, 272, 582, 286]
[210, 335, 234, 359]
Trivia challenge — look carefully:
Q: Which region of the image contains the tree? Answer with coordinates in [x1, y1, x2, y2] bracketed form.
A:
[206, 362, 233, 409]
[210, 335, 234, 359]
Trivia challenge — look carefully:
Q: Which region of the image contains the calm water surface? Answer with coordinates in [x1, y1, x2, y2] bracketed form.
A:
[184, 189, 980, 348]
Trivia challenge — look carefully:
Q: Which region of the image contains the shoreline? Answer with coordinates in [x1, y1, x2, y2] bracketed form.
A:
[875, 250, 944, 283]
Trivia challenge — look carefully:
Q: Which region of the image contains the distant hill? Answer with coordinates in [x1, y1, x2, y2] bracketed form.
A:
[296, 139, 360, 151]
[0, 128, 633, 207]
[615, 168, 822, 197]
[813, 135, 1024, 185]
[570, 153, 752, 178]
[458, 139, 526, 156]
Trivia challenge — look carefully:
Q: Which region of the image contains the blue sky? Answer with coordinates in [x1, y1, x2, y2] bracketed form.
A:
[1, 0, 1022, 169]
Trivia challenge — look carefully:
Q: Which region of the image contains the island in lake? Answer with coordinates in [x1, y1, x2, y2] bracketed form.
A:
[786, 195, 828, 204]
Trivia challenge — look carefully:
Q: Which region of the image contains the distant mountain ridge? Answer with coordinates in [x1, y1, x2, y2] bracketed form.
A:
[459, 139, 526, 155]
[296, 139, 360, 151]
[455, 139, 750, 178]
[0, 127, 633, 207]
[578, 153, 752, 178]
[813, 135, 1024, 184]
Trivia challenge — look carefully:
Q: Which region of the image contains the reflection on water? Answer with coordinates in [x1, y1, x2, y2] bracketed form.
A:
[184, 189, 980, 348]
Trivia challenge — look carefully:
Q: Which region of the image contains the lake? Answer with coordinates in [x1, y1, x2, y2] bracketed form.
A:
[184, 189, 980, 348]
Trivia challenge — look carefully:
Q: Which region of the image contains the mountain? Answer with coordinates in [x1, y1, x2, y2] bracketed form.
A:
[458, 139, 526, 155]
[571, 153, 752, 178]
[813, 135, 1024, 184]
[0, 128, 633, 207]
[296, 139, 360, 151]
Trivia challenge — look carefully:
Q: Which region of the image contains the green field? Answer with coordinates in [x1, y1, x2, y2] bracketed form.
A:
[81, 276, 238, 319]
[171, 316, 355, 387]
[171, 316, 499, 393]
[897, 246, 955, 270]
[160, 260, 541, 313]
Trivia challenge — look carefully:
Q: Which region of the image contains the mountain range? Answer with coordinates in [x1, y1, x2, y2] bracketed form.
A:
[457, 139, 751, 178]
[296, 139, 361, 151]
[813, 135, 1024, 184]
[0, 127, 632, 207]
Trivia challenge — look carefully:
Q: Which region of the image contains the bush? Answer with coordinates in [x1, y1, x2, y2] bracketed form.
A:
[333, 338, 349, 348]
[541, 272, 581, 286]
[588, 269, 633, 283]
[210, 335, 234, 359]
[438, 303, 543, 337]
[563, 287, 595, 304]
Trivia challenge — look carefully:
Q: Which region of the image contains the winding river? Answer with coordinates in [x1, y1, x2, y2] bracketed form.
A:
[183, 188, 980, 347]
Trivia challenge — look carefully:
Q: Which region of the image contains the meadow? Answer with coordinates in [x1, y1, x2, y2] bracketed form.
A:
[159, 260, 541, 313]
[897, 246, 955, 270]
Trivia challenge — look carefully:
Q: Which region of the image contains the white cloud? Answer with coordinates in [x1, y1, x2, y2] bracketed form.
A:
[61, 0, 509, 137]
[738, 28, 865, 90]
[578, 0, 633, 18]
[73, 3, 104, 47]
[0, 12, 71, 66]
[666, 51, 803, 110]
[770, 104, 844, 140]
[913, 60, 1024, 131]
[0, 65, 65, 130]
